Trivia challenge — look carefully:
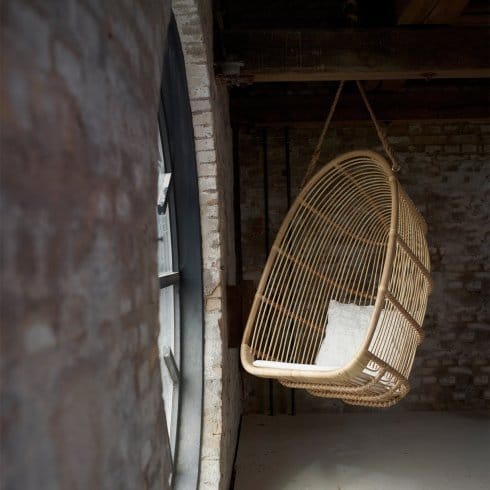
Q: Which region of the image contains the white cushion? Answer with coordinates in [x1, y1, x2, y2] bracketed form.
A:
[315, 300, 377, 368]
[252, 301, 385, 373]
[253, 360, 340, 371]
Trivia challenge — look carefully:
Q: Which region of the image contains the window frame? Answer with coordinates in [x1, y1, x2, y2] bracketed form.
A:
[158, 15, 204, 490]
[157, 113, 181, 471]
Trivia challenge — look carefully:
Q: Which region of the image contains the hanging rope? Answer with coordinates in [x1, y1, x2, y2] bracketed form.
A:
[301, 81, 345, 188]
[355, 81, 401, 173]
[301, 80, 401, 189]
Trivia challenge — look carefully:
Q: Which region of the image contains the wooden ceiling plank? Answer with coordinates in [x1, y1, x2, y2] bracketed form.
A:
[396, 0, 437, 24]
[397, 0, 470, 24]
[426, 0, 470, 23]
[223, 27, 490, 82]
[230, 85, 490, 124]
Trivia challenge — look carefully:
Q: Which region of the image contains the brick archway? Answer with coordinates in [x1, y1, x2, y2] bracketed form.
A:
[173, 2, 240, 489]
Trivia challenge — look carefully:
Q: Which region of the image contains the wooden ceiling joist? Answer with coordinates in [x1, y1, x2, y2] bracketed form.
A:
[224, 27, 490, 82]
[396, 0, 471, 25]
[231, 85, 490, 125]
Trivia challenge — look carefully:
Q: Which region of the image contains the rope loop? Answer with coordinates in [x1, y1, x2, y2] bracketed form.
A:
[302, 80, 402, 188]
[301, 81, 344, 188]
[355, 81, 401, 173]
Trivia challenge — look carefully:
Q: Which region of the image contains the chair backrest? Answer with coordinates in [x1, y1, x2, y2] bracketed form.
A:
[242, 150, 431, 382]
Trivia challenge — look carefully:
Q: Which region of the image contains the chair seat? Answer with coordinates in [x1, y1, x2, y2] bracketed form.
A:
[253, 360, 340, 372]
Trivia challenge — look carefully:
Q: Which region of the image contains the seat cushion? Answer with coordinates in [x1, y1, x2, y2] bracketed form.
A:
[315, 300, 377, 368]
[252, 360, 340, 371]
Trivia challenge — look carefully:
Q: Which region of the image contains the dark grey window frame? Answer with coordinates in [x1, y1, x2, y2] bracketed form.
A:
[159, 16, 204, 490]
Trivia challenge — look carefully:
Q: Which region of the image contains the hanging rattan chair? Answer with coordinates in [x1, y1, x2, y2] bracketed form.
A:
[240, 82, 433, 408]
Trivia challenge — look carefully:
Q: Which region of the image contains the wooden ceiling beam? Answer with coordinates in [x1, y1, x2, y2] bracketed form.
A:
[457, 0, 490, 26]
[396, 0, 470, 25]
[223, 27, 490, 82]
[230, 85, 490, 125]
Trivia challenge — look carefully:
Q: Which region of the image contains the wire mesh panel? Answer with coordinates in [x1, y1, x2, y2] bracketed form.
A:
[241, 151, 432, 407]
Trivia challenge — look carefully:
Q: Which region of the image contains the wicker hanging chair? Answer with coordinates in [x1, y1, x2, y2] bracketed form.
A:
[240, 82, 433, 408]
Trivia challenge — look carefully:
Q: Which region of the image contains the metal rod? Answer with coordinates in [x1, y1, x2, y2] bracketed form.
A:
[233, 126, 243, 284]
[263, 128, 270, 254]
[162, 346, 180, 385]
[285, 127, 292, 208]
[262, 127, 274, 416]
[159, 272, 180, 289]
[284, 126, 296, 416]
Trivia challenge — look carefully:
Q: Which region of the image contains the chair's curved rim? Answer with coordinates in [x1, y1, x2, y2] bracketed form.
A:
[240, 149, 399, 382]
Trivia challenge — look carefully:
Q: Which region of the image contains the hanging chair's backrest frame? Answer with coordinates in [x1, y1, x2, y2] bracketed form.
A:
[241, 150, 432, 406]
[241, 150, 399, 380]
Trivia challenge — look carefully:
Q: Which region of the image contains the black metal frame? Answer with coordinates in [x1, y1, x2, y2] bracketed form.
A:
[159, 16, 204, 490]
[159, 272, 180, 290]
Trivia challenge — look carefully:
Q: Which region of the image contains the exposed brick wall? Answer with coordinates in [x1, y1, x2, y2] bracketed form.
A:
[174, 1, 241, 488]
[2, 1, 241, 489]
[239, 122, 489, 412]
[0, 1, 173, 488]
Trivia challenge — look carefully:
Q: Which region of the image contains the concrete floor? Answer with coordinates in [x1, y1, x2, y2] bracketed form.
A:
[234, 411, 490, 490]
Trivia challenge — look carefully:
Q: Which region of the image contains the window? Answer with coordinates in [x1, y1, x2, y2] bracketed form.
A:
[157, 16, 204, 490]
[157, 129, 180, 469]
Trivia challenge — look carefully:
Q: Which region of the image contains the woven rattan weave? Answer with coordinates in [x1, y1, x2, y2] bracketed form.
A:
[241, 150, 432, 407]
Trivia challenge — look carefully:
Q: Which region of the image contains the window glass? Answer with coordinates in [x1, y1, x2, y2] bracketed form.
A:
[159, 285, 175, 423]
[157, 200, 173, 276]
[157, 137, 173, 276]
[157, 127, 180, 468]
